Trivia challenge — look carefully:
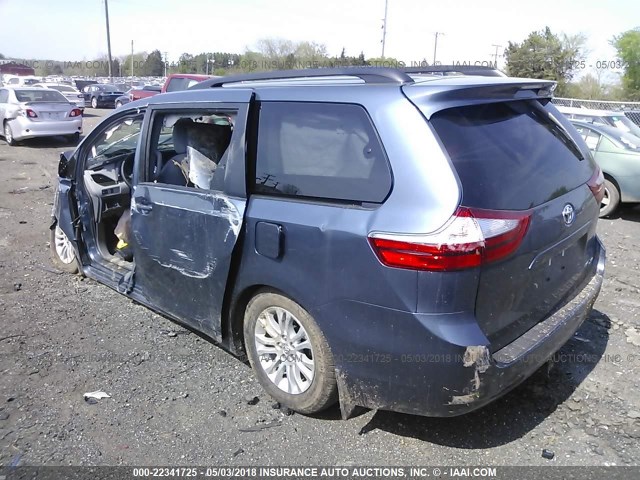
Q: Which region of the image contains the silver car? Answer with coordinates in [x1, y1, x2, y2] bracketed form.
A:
[33, 83, 86, 111]
[0, 87, 83, 145]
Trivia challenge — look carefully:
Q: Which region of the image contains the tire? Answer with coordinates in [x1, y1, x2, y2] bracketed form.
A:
[91, 97, 98, 109]
[599, 179, 620, 218]
[244, 291, 338, 414]
[3, 121, 16, 146]
[67, 132, 80, 145]
[115, 100, 122, 108]
[50, 221, 79, 274]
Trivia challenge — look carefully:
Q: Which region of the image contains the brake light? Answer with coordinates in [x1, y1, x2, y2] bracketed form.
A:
[25, 108, 38, 118]
[69, 108, 82, 117]
[587, 165, 605, 204]
[369, 207, 531, 271]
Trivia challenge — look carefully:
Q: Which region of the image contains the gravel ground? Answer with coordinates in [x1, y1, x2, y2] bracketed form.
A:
[1, 109, 639, 467]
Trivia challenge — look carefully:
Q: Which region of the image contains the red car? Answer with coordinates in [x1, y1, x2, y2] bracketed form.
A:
[130, 85, 162, 101]
[161, 74, 214, 93]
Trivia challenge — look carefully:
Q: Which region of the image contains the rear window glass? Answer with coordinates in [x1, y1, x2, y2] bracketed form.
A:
[14, 89, 67, 103]
[255, 102, 392, 203]
[166, 78, 194, 92]
[430, 101, 593, 210]
[49, 85, 76, 93]
[98, 85, 119, 92]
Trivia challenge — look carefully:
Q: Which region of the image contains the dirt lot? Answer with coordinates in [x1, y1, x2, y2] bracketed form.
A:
[1, 109, 640, 467]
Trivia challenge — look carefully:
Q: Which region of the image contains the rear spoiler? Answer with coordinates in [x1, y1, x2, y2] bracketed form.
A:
[403, 79, 557, 119]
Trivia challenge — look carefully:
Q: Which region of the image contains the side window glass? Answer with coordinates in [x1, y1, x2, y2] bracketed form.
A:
[255, 102, 392, 203]
[0, 90, 8, 103]
[150, 110, 235, 190]
[86, 116, 143, 168]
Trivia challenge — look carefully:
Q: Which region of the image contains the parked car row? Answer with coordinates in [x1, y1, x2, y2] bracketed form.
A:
[570, 121, 640, 217]
[554, 106, 640, 217]
[557, 106, 640, 139]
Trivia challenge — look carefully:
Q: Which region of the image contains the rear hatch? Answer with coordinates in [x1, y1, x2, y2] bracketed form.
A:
[404, 81, 601, 350]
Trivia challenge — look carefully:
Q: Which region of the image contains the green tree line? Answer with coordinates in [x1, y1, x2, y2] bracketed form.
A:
[505, 26, 640, 100]
[3, 28, 640, 101]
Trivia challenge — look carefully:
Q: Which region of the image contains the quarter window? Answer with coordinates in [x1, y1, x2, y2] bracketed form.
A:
[255, 102, 391, 203]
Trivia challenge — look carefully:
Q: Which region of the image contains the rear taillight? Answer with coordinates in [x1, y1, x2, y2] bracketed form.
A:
[369, 207, 531, 272]
[70, 108, 82, 117]
[587, 165, 605, 204]
[25, 108, 38, 118]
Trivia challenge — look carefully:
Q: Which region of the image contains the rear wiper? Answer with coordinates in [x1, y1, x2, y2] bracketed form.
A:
[531, 103, 584, 160]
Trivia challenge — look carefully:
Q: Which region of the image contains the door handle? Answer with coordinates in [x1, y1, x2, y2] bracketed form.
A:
[133, 197, 153, 214]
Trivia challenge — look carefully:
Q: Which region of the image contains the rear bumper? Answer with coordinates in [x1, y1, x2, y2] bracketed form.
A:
[10, 117, 82, 140]
[94, 96, 120, 107]
[316, 237, 605, 418]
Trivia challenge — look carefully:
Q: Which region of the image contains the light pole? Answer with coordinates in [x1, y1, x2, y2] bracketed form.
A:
[381, 0, 389, 58]
[433, 32, 444, 65]
[130, 40, 134, 87]
[104, 0, 113, 81]
[164, 51, 168, 77]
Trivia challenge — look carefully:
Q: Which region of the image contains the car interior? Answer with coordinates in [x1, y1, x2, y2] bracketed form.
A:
[80, 111, 234, 268]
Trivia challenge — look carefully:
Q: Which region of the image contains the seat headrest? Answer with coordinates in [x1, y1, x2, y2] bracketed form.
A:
[186, 122, 233, 163]
[172, 119, 193, 154]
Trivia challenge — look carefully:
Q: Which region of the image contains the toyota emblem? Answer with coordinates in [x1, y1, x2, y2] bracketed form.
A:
[562, 204, 575, 226]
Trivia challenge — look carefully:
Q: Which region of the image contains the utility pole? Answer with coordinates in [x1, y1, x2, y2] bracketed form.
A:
[104, 0, 113, 81]
[491, 44, 503, 66]
[433, 32, 444, 65]
[381, 0, 389, 58]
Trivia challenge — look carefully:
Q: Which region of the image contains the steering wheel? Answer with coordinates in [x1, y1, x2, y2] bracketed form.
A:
[120, 154, 134, 188]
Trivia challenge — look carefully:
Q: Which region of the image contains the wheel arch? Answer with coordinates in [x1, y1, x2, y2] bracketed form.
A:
[223, 283, 313, 359]
[603, 172, 621, 194]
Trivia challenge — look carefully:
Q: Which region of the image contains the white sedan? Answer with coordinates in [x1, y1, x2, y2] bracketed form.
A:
[0, 87, 83, 145]
[33, 83, 86, 111]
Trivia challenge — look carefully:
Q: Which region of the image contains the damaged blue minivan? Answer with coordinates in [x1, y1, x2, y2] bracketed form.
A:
[51, 68, 606, 418]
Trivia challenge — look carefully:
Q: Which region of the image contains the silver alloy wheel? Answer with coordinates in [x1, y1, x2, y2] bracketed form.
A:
[4, 123, 12, 144]
[254, 306, 315, 394]
[600, 187, 610, 211]
[54, 225, 75, 264]
[91, 97, 97, 108]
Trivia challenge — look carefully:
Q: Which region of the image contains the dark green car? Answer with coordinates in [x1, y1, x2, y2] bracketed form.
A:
[572, 120, 640, 217]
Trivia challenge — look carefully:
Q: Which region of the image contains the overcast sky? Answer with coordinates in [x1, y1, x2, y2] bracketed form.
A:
[0, 0, 638, 74]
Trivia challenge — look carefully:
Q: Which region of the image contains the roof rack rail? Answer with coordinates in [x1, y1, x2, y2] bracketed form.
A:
[190, 67, 414, 89]
[402, 65, 506, 77]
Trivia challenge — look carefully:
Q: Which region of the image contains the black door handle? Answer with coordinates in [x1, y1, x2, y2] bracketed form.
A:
[133, 197, 153, 214]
